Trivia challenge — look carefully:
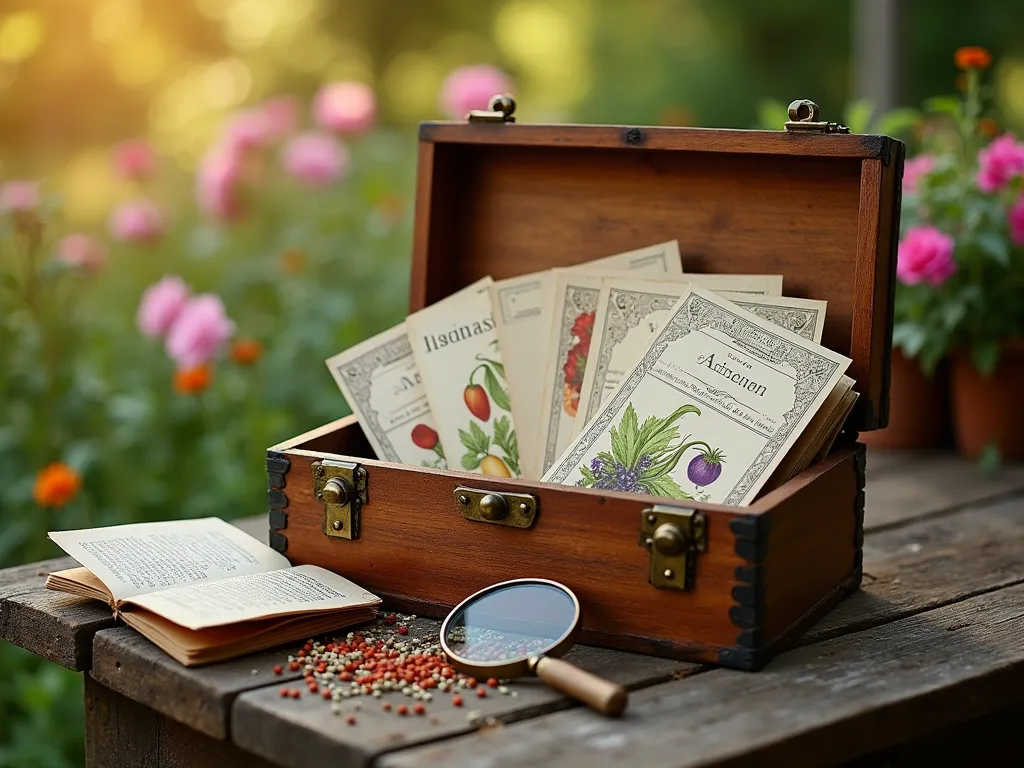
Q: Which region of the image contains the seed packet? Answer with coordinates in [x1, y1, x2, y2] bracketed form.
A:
[326, 323, 446, 469]
[543, 286, 850, 506]
[407, 277, 521, 478]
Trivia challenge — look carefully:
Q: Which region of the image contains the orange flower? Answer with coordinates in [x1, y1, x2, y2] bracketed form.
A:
[978, 117, 999, 137]
[34, 463, 82, 508]
[954, 46, 992, 70]
[280, 247, 306, 275]
[230, 338, 263, 365]
[174, 364, 212, 394]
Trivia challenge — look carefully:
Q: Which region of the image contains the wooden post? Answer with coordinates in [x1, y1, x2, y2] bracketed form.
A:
[852, 0, 904, 112]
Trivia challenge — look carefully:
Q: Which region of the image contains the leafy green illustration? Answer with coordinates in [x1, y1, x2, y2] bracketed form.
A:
[493, 415, 520, 476]
[481, 364, 511, 412]
[575, 403, 724, 499]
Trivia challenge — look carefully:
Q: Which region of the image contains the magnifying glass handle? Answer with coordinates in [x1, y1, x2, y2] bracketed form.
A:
[532, 656, 628, 717]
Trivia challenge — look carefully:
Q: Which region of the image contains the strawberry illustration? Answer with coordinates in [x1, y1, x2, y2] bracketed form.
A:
[464, 384, 491, 421]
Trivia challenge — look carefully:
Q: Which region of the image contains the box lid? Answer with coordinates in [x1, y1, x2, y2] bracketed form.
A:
[410, 99, 904, 432]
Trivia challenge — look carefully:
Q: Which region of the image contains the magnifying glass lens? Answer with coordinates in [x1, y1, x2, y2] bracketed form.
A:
[444, 582, 576, 663]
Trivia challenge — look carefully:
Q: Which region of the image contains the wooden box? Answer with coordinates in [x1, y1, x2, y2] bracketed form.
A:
[266, 100, 904, 671]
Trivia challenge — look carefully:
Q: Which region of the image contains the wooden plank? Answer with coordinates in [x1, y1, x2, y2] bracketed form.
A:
[804, 493, 1024, 643]
[90, 626, 310, 740]
[231, 622, 697, 768]
[864, 453, 1024, 530]
[381, 583, 1024, 768]
[0, 515, 266, 673]
[85, 676, 278, 768]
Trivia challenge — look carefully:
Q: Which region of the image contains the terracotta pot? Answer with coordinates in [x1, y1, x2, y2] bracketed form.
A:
[950, 340, 1024, 461]
[859, 348, 950, 450]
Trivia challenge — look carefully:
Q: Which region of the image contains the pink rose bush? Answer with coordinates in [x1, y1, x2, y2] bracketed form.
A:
[976, 134, 1024, 193]
[109, 198, 165, 243]
[902, 155, 936, 194]
[1009, 197, 1024, 247]
[897, 226, 956, 287]
[196, 147, 246, 222]
[112, 139, 158, 182]
[314, 82, 376, 135]
[137, 276, 191, 338]
[57, 234, 107, 272]
[282, 132, 349, 187]
[165, 294, 235, 368]
[439, 65, 513, 119]
[0, 180, 39, 213]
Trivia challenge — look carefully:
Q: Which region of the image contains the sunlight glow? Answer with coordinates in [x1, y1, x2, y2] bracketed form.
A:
[91, 0, 142, 44]
[0, 10, 45, 63]
[200, 58, 253, 109]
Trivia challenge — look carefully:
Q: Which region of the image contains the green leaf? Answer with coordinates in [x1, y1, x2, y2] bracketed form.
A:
[475, 354, 506, 380]
[611, 403, 640, 466]
[978, 443, 1002, 474]
[578, 464, 596, 485]
[971, 340, 1001, 377]
[458, 422, 490, 455]
[492, 415, 520, 475]
[892, 322, 928, 358]
[923, 95, 963, 120]
[642, 475, 691, 500]
[975, 232, 1010, 266]
[874, 108, 921, 138]
[461, 452, 482, 471]
[482, 364, 511, 412]
[843, 99, 875, 134]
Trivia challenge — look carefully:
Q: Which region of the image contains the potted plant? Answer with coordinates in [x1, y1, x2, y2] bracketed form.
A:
[891, 47, 1024, 462]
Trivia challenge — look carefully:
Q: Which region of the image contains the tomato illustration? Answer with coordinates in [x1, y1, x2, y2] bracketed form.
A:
[464, 384, 491, 421]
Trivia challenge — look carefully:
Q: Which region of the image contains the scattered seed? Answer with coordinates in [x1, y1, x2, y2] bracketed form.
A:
[397, 626, 409, 635]
[498, 686, 510, 695]
[452, 695, 463, 707]
[346, 715, 357, 726]
[331, 704, 341, 715]
[383, 702, 392, 712]
[273, 665, 283, 676]
[279, 687, 289, 698]
[397, 705, 409, 716]
[290, 689, 301, 699]
[487, 678, 499, 688]
[476, 687, 487, 698]
[413, 703, 426, 716]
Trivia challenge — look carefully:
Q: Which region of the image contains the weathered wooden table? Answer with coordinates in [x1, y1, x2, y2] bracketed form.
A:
[4, 449, 1024, 767]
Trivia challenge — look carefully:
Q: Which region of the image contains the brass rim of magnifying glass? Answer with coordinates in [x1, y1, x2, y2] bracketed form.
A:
[439, 578, 582, 679]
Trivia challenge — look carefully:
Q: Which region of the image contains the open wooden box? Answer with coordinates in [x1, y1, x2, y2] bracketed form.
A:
[267, 99, 904, 671]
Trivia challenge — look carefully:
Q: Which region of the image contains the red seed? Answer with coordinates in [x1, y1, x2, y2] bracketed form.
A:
[346, 715, 357, 725]
[452, 695, 463, 707]
[288, 661, 300, 672]
[290, 689, 301, 699]
[308, 683, 318, 693]
[487, 678, 499, 688]
[476, 687, 487, 698]
[413, 703, 426, 715]
[279, 687, 289, 697]
[397, 705, 409, 716]
[273, 665, 283, 676]
[383, 702, 392, 712]
[397, 626, 409, 635]
[322, 690, 332, 700]
[466, 677, 478, 688]
[297, 650, 306, 658]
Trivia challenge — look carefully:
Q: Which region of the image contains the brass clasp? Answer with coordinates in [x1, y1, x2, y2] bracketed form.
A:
[784, 99, 850, 134]
[455, 486, 537, 528]
[639, 505, 707, 590]
[314, 459, 367, 540]
[467, 94, 517, 123]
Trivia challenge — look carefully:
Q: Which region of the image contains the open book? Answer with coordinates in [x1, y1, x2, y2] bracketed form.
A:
[45, 518, 381, 666]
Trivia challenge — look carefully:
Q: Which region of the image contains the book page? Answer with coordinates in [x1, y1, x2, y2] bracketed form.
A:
[544, 286, 850, 506]
[48, 518, 288, 602]
[125, 565, 381, 630]
[326, 322, 446, 469]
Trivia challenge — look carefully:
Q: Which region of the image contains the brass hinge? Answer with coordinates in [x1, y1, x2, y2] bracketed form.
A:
[467, 94, 517, 124]
[784, 99, 850, 134]
[313, 459, 367, 540]
[454, 486, 537, 528]
[639, 505, 707, 591]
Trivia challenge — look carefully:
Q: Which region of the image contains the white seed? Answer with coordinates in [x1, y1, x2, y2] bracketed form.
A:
[331, 704, 341, 715]
[402, 687, 413, 696]
[498, 686, 509, 695]
[423, 693, 433, 702]
[372, 690, 382, 698]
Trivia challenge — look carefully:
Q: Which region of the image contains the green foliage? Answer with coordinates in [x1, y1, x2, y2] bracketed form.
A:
[0, 127, 415, 766]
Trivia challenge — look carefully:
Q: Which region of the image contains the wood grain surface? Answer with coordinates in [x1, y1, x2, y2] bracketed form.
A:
[381, 583, 1024, 768]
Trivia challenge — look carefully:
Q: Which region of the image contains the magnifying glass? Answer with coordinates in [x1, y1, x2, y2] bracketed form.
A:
[440, 578, 629, 717]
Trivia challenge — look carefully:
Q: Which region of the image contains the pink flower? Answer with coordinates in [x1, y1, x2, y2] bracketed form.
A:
[137, 276, 191, 338]
[196, 148, 245, 222]
[112, 139, 158, 182]
[976, 134, 1024, 193]
[281, 132, 349, 187]
[109, 198, 165, 243]
[260, 96, 299, 141]
[165, 294, 235, 368]
[57, 234, 107, 272]
[222, 109, 274, 155]
[902, 155, 936, 194]
[897, 226, 957, 287]
[0, 180, 39, 213]
[313, 82, 376, 135]
[439, 65, 513, 119]
[1009, 196, 1024, 246]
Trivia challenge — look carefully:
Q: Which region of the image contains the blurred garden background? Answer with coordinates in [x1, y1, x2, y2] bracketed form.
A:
[3, 1, 1024, 765]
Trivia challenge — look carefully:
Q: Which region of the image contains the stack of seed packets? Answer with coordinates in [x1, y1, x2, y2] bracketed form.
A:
[327, 241, 858, 504]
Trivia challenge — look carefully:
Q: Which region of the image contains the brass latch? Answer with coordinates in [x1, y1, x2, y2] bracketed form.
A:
[313, 459, 367, 540]
[467, 94, 517, 123]
[454, 486, 537, 528]
[784, 99, 850, 134]
[639, 505, 707, 590]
